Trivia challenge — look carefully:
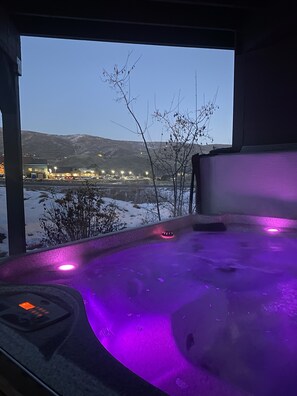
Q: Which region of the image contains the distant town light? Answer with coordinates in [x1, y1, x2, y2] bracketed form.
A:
[120, 170, 125, 175]
[129, 171, 133, 175]
[111, 170, 115, 174]
[101, 170, 105, 174]
[145, 171, 149, 176]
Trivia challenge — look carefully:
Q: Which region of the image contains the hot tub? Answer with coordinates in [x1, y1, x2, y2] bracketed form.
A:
[1, 214, 297, 396]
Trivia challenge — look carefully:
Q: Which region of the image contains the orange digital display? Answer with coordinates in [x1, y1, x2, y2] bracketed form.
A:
[19, 301, 36, 310]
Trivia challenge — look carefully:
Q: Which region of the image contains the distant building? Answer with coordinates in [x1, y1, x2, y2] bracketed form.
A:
[23, 157, 49, 179]
[0, 155, 4, 176]
[47, 166, 82, 179]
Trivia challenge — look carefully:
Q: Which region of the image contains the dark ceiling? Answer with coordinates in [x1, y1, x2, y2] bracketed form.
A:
[2, 0, 274, 49]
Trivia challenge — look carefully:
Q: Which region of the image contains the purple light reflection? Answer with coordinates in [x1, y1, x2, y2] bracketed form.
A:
[111, 316, 185, 381]
[247, 215, 296, 230]
[82, 296, 232, 396]
[79, 292, 186, 390]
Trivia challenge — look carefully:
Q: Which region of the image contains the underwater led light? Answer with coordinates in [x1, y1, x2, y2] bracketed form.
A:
[161, 231, 174, 239]
[266, 228, 280, 233]
[58, 264, 76, 271]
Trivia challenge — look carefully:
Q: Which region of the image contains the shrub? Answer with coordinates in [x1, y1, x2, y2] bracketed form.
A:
[40, 183, 126, 246]
[0, 232, 7, 259]
[0, 232, 6, 244]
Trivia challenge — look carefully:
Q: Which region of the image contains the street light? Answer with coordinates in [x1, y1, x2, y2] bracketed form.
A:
[54, 166, 57, 177]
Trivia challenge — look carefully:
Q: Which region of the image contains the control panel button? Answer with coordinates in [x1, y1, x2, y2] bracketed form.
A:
[0, 292, 70, 331]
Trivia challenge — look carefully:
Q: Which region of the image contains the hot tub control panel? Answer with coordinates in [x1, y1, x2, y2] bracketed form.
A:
[0, 292, 70, 331]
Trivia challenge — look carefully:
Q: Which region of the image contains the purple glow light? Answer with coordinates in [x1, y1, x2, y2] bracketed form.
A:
[266, 228, 280, 233]
[58, 264, 76, 271]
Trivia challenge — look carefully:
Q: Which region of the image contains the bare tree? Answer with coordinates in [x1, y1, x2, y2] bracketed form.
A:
[102, 56, 161, 221]
[102, 56, 217, 220]
[152, 98, 216, 216]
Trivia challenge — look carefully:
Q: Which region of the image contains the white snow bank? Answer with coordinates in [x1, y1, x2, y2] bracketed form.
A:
[0, 187, 172, 258]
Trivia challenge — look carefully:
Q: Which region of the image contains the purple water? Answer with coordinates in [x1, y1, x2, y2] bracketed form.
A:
[10, 226, 297, 396]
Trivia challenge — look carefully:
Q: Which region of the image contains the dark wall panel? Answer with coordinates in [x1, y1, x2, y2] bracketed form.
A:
[233, 10, 297, 148]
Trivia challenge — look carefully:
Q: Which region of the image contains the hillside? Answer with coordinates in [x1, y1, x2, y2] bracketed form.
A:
[0, 128, 230, 173]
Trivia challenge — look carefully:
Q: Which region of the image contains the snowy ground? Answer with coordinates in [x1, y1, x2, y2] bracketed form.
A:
[0, 187, 172, 258]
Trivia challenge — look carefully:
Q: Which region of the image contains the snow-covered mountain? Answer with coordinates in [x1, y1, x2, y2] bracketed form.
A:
[0, 128, 230, 173]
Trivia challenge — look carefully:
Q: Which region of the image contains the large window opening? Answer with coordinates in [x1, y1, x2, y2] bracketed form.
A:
[18, 37, 234, 250]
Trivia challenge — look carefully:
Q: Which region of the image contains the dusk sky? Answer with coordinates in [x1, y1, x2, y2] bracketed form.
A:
[18, 36, 234, 144]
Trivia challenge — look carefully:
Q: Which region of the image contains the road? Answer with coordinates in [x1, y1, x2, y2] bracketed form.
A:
[0, 179, 184, 190]
[0, 179, 193, 203]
